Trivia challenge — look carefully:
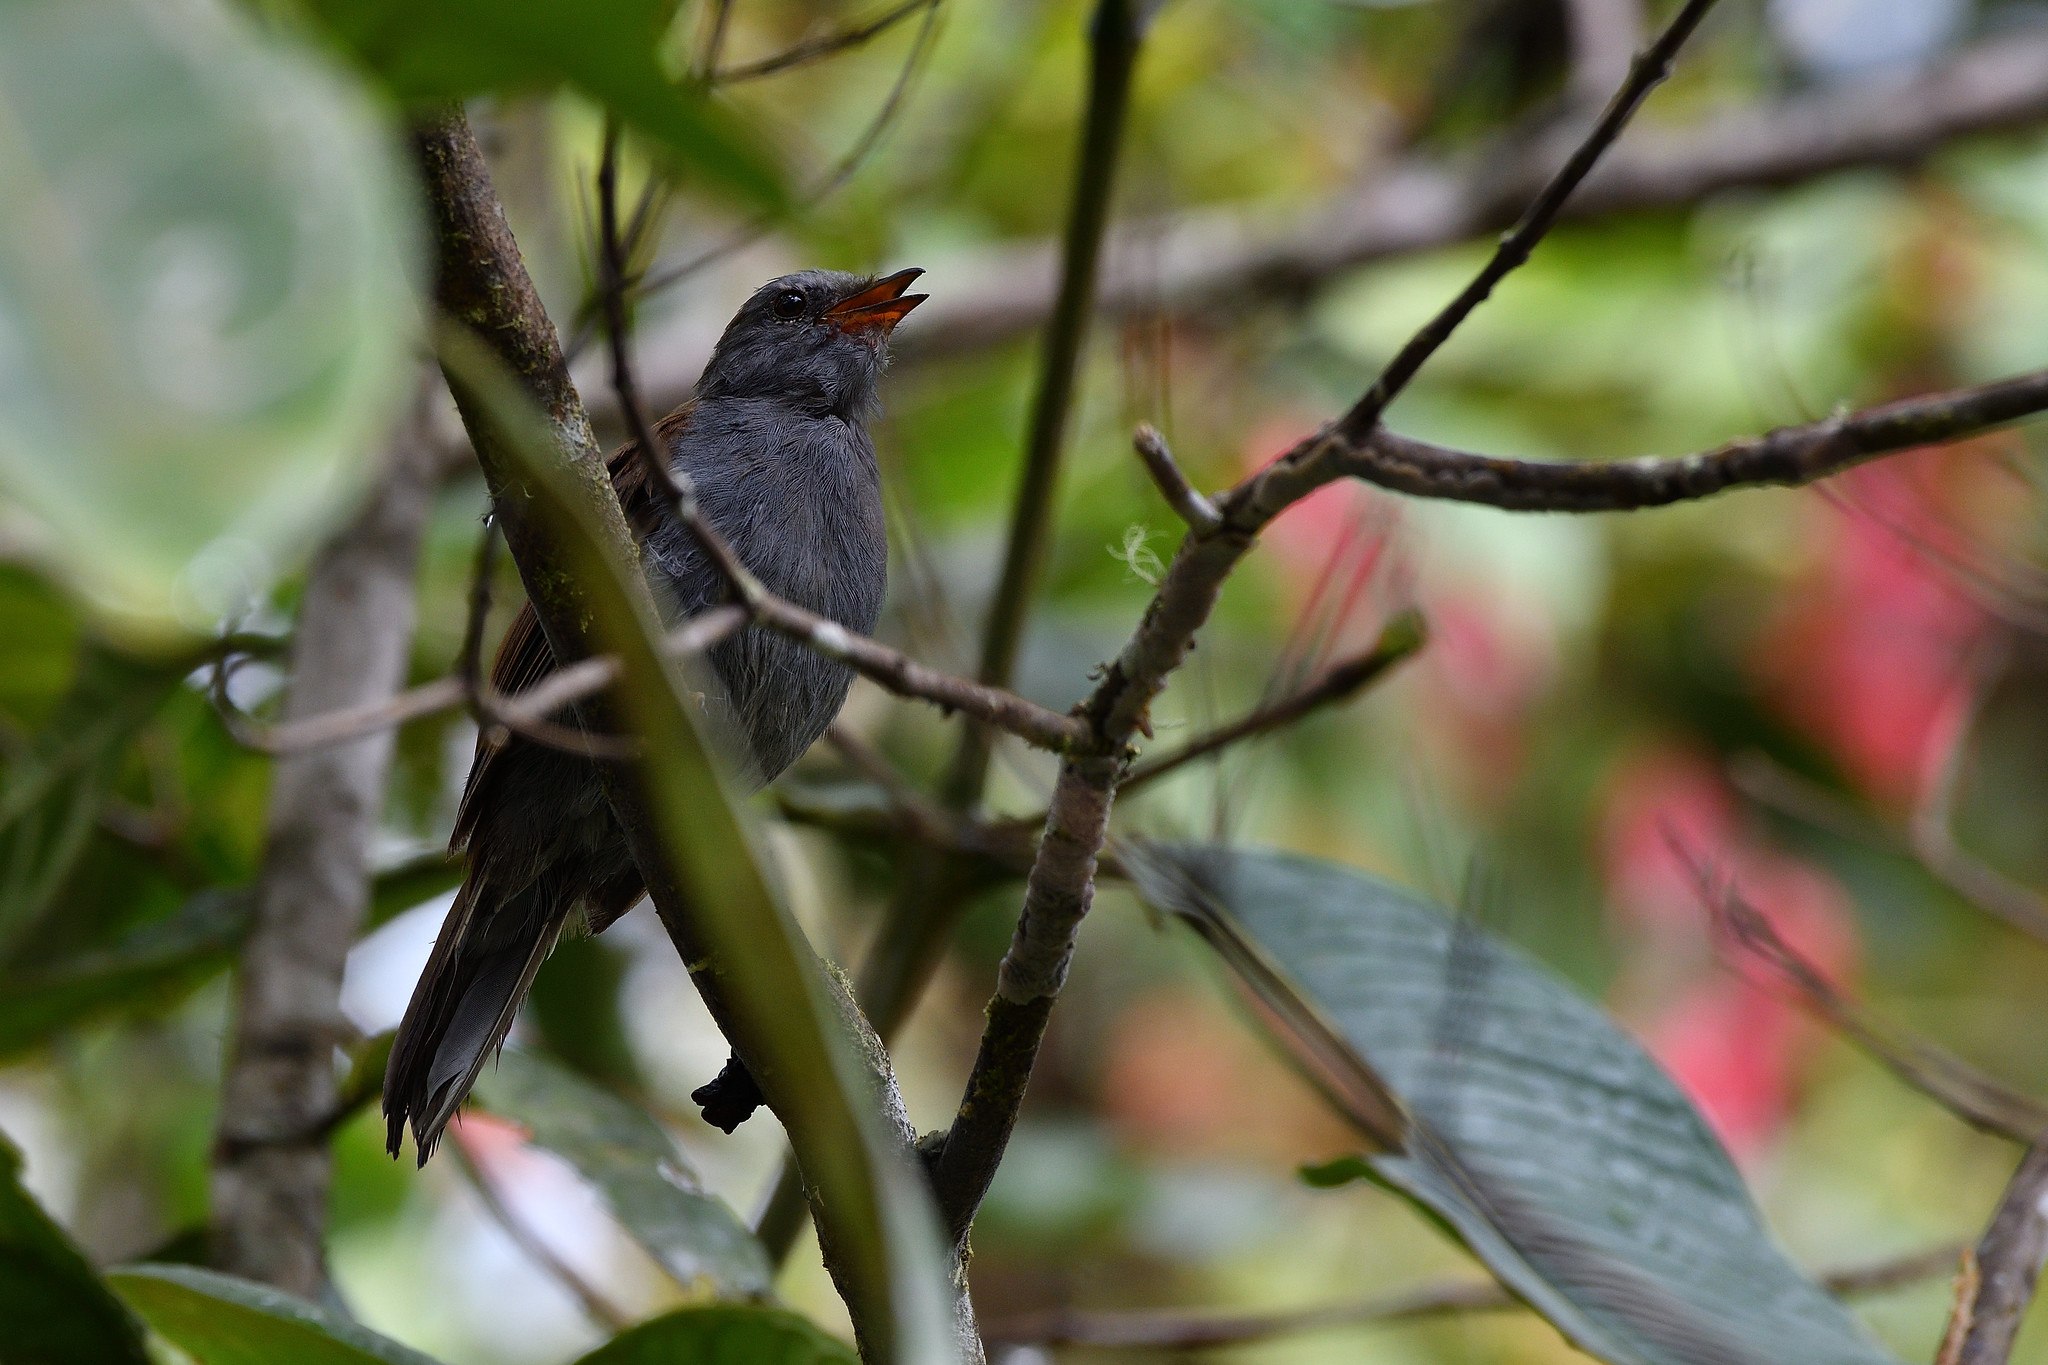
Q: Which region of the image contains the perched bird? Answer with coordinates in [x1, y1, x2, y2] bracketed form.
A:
[384, 268, 926, 1163]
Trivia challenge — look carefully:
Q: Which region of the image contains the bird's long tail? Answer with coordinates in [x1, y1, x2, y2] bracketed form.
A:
[382, 875, 561, 1165]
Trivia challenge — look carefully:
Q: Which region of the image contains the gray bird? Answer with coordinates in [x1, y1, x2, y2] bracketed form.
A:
[384, 268, 925, 1163]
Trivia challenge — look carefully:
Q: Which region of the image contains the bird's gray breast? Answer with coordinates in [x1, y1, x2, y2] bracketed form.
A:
[646, 398, 887, 786]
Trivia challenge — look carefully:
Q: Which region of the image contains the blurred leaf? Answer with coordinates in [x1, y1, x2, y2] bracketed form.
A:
[0, 0, 417, 640]
[1132, 843, 1901, 1365]
[0, 843, 451, 1057]
[0, 650, 188, 961]
[0, 1133, 152, 1365]
[449, 333, 958, 1363]
[473, 1048, 773, 1298]
[0, 888, 248, 1060]
[299, 0, 783, 208]
[0, 566, 82, 725]
[111, 1264, 444, 1365]
[568, 1304, 859, 1365]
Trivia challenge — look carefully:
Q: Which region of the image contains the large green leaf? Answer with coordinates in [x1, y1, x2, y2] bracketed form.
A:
[472, 1048, 772, 1298]
[569, 1304, 858, 1365]
[0, 0, 417, 641]
[0, 1134, 152, 1365]
[1131, 843, 1901, 1365]
[299, 0, 782, 208]
[111, 1265, 444, 1365]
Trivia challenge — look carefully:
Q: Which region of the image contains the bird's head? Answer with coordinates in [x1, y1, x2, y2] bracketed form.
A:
[697, 268, 926, 418]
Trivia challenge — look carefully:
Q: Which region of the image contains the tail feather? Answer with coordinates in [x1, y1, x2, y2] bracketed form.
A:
[383, 877, 560, 1165]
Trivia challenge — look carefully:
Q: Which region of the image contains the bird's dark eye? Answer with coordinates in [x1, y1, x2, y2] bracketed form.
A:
[769, 289, 806, 320]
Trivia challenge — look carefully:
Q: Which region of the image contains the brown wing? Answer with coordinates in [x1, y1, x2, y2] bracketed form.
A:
[449, 403, 695, 851]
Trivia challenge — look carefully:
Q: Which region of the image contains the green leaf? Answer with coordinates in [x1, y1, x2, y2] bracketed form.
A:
[0, 0, 417, 641]
[112, 1265, 445, 1365]
[569, 1304, 859, 1365]
[1131, 843, 1901, 1365]
[472, 1048, 773, 1298]
[0, 650, 189, 960]
[300, 0, 783, 209]
[447, 334, 958, 1363]
[0, 1133, 152, 1365]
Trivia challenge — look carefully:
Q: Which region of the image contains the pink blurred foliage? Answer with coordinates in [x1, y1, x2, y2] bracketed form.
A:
[1601, 748, 1860, 1159]
[1755, 453, 1990, 810]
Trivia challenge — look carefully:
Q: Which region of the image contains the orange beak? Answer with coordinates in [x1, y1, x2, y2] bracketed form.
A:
[824, 267, 927, 336]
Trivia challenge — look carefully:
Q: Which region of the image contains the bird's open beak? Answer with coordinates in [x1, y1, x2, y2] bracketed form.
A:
[825, 267, 927, 336]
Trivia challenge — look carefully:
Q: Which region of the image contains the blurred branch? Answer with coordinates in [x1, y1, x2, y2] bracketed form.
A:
[1949, 1139, 2048, 1364]
[450, 1131, 631, 1333]
[599, 28, 2048, 418]
[209, 384, 440, 1298]
[455, 519, 633, 760]
[1689, 858, 2048, 1144]
[1734, 742, 2048, 944]
[714, 0, 941, 82]
[1119, 611, 1425, 796]
[987, 1242, 1965, 1350]
[926, 0, 1725, 1246]
[228, 609, 745, 756]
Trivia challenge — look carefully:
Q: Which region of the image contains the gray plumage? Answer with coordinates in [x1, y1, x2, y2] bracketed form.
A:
[384, 269, 919, 1162]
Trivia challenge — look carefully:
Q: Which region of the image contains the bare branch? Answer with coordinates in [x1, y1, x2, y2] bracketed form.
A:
[1344, 372, 2048, 512]
[1951, 1140, 2048, 1364]
[1120, 611, 1424, 795]
[1131, 425, 1221, 534]
[238, 610, 745, 757]
[210, 386, 439, 1296]
[714, 0, 940, 83]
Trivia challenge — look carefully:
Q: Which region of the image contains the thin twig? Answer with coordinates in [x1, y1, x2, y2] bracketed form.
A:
[715, 0, 940, 82]
[450, 1131, 632, 1333]
[1731, 752, 2048, 944]
[1684, 853, 2048, 1144]
[1131, 424, 1221, 534]
[455, 519, 636, 761]
[1952, 1140, 2048, 1364]
[630, 0, 944, 309]
[985, 1242, 1966, 1350]
[1120, 611, 1424, 795]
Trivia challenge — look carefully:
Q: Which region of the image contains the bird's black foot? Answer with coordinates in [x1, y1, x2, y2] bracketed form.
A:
[691, 1052, 764, 1133]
